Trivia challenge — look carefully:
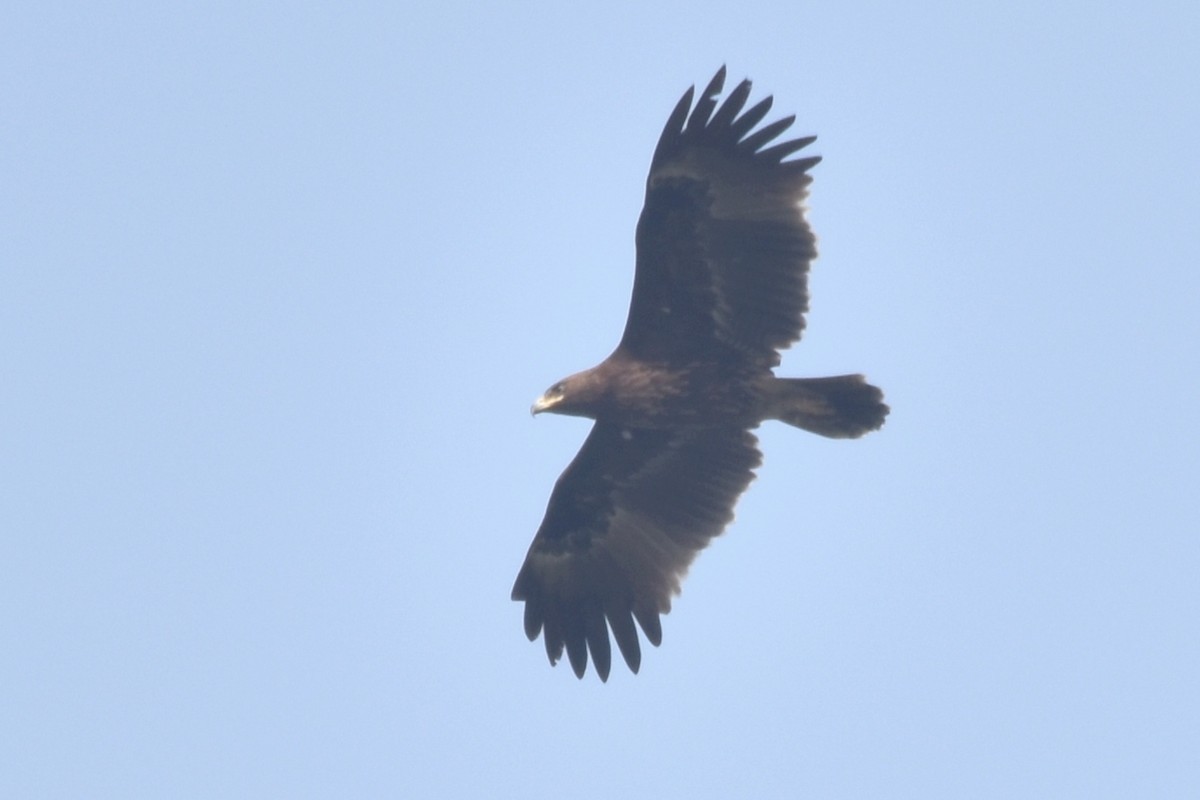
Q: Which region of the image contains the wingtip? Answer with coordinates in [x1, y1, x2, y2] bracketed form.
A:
[709, 64, 728, 93]
[566, 643, 588, 679]
[701, 66, 727, 106]
[651, 84, 696, 167]
[633, 605, 664, 648]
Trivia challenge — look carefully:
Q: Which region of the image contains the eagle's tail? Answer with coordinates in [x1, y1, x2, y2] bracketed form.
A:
[763, 374, 888, 438]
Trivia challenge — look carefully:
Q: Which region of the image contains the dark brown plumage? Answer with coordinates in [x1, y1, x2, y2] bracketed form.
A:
[513, 67, 888, 680]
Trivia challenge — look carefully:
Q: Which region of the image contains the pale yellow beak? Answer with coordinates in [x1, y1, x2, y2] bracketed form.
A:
[530, 394, 557, 416]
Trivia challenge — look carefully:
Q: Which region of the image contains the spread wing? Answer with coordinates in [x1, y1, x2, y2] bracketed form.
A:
[620, 66, 820, 368]
[511, 423, 761, 680]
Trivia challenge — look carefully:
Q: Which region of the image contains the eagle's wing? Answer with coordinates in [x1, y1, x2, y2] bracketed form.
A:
[512, 422, 761, 680]
[620, 66, 820, 368]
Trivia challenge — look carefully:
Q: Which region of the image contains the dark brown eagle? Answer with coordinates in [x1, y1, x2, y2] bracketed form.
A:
[512, 67, 887, 681]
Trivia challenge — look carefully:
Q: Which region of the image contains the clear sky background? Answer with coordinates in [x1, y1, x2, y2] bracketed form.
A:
[3, 2, 1198, 797]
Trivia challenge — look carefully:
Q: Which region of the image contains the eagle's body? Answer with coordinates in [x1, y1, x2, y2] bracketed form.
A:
[513, 68, 887, 680]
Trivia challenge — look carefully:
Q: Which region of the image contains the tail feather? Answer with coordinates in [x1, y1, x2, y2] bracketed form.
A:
[764, 374, 888, 438]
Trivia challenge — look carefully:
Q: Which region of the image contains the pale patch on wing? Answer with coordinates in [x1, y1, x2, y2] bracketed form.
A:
[649, 148, 814, 223]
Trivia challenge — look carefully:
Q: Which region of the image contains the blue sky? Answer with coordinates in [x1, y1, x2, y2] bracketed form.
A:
[3, 2, 1198, 797]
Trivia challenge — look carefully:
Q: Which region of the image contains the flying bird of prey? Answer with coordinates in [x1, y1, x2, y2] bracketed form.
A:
[512, 67, 887, 680]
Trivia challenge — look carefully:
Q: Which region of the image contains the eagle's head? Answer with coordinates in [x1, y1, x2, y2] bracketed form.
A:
[531, 369, 606, 419]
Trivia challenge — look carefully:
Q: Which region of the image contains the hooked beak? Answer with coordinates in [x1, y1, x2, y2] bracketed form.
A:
[530, 394, 557, 416]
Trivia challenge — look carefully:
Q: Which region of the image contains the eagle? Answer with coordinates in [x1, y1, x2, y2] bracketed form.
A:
[512, 67, 887, 681]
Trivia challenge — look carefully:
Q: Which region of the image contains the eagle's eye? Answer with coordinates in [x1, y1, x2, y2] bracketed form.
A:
[549, 382, 565, 397]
